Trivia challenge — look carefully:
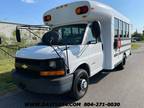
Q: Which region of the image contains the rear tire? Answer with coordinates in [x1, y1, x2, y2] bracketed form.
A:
[118, 55, 126, 69]
[70, 69, 89, 100]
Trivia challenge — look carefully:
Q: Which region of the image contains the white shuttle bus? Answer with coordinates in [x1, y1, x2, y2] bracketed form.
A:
[13, 0, 131, 100]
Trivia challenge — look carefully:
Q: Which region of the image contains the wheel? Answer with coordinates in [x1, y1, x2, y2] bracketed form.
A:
[118, 55, 126, 69]
[118, 61, 124, 69]
[123, 56, 126, 65]
[70, 69, 89, 100]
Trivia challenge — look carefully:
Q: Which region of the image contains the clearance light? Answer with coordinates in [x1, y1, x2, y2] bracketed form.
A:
[75, 6, 89, 15]
[43, 15, 51, 22]
[40, 70, 65, 77]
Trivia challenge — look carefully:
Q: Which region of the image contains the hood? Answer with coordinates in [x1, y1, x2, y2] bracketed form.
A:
[16, 45, 66, 60]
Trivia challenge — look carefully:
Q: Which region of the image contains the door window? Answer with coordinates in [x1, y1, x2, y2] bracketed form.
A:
[86, 22, 101, 44]
[86, 28, 97, 44]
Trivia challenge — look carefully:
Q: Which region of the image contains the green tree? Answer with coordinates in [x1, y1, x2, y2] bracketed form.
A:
[132, 30, 143, 41]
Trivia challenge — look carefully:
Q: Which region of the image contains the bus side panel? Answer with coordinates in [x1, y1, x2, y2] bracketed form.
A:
[112, 17, 131, 68]
[101, 18, 113, 70]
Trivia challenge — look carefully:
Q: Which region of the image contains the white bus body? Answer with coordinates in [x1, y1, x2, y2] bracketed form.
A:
[13, 0, 131, 100]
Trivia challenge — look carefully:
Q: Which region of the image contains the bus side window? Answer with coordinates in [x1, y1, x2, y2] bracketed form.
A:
[119, 20, 123, 37]
[126, 24, 129, 38]
[123, 22, 126, 38]
[114, 18, 119, 38]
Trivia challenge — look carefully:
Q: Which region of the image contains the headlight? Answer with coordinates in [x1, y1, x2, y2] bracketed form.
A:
[49, 61, 56, 69]
[46, 58, 65, 70]
[40, 58, 65, 77]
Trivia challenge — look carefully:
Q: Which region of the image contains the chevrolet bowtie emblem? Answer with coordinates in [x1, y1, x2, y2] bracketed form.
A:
[22, 64, 28, 69]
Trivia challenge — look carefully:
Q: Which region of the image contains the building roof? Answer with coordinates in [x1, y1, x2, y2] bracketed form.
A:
[0, 21, 26, 25]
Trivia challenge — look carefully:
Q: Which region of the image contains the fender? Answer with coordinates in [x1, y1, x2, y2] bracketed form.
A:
[70, 61, 90, 76]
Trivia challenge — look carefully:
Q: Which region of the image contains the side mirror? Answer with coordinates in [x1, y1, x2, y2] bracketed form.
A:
[91, 21, 101, 38]
[42, 31, 61, 45]
[16, 28, 21, 42]
[0, 37, 2, 44]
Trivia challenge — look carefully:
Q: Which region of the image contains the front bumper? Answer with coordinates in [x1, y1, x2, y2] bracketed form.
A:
[12, 70, 73, 94]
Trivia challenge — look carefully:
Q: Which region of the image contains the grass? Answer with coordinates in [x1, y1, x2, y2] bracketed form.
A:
[0, 59, 14, 73]
[0, 45, 28, 96]
[139, 40, 144, 43]
[0, 59, 17, 96]
[132, 43, 140, 50]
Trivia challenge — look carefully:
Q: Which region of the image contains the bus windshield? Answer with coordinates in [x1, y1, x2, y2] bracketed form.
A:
[52, 24, 87, 45]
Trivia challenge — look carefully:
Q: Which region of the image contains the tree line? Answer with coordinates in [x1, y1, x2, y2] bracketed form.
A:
[132, 30, 144, 41]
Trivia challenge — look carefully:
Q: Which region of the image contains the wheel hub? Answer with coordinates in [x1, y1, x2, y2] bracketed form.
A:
[80, 79, 88, 90]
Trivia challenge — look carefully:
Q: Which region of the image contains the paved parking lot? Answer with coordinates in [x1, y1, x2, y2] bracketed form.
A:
[0, 43, 144, 108]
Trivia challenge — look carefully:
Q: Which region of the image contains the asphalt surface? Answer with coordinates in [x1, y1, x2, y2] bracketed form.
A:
[1, 43, 144, 108]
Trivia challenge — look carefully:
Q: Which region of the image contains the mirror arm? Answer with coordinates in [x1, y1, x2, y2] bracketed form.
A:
[49, 43, 70, 71]
[25, 28, 41, 39]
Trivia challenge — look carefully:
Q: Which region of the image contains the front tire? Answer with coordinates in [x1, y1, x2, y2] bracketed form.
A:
[70, 69, 89, 100]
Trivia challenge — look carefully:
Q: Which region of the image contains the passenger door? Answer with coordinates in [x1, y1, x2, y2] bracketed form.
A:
[85, 22, 103, 76]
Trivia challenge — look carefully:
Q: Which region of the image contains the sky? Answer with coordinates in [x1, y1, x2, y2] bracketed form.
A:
[0, 0, 143, 33]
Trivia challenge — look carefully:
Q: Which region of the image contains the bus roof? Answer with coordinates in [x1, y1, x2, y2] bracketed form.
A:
[43, 0, 130, 26]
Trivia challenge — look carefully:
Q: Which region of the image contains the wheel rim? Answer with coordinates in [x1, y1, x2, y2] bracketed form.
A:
[77, 77, 88, 93]
[80, 79, 88, 90]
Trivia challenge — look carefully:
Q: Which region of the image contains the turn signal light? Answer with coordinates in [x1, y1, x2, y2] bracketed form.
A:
[75, 6, 89, 15]
[43, 15, 51, 22]
[40, 70, 65, 77]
